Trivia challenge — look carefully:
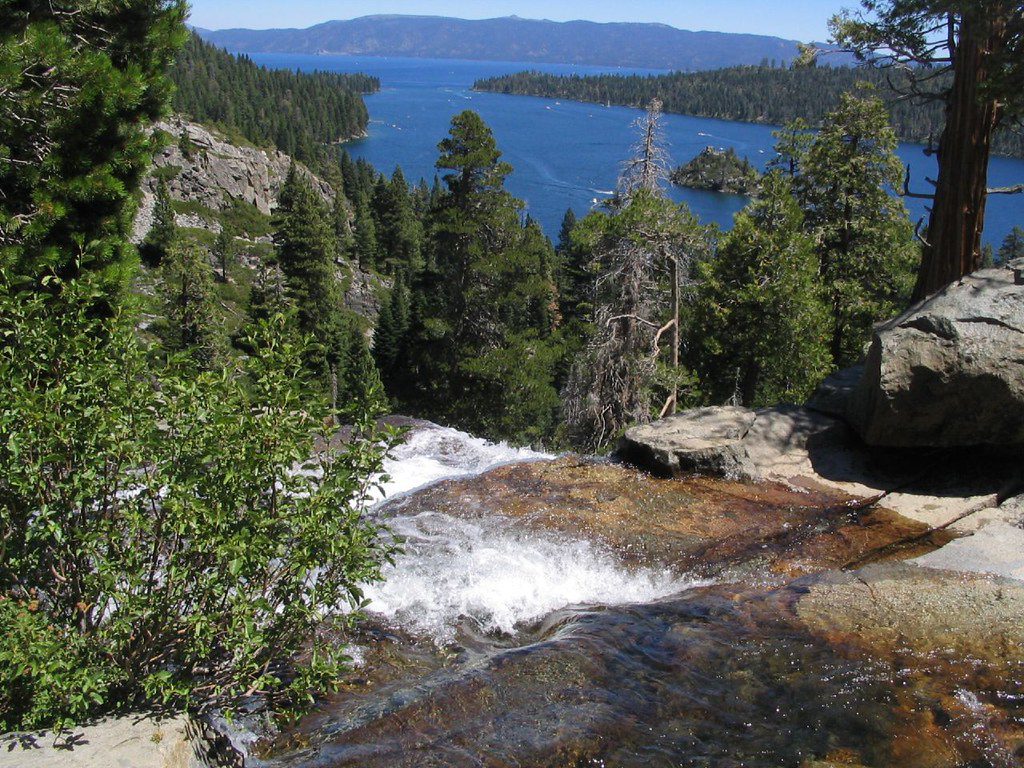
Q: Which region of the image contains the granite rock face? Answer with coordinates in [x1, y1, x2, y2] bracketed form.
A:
[847, 265, 1024, 447]
[132, 116, 335, 242]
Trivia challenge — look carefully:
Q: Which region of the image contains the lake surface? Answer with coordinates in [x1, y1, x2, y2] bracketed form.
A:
[250, 53, 1024, 248]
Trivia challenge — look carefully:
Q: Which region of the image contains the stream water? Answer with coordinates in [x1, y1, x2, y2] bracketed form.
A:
[245, 423, 1024, 768]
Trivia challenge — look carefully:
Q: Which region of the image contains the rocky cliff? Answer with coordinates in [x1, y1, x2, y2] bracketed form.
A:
[132, 117, 387, 324]
[132, 116, 334, 243]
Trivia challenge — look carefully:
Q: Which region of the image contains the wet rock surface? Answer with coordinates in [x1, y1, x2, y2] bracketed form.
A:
[250, 453, 1024, 768]
[383, 456, 945, 579]
[262, 568, 1024, 768]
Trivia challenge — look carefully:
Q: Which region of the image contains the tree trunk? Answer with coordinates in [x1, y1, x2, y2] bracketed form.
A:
[669, 253, 679, 415]
[914, 13, 1005, 301]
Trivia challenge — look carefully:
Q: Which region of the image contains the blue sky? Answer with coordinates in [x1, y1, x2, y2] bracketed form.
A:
[188, 1, 855, 42]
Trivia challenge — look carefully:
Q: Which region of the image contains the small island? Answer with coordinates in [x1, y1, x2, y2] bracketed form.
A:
[670, 146, 761, 195]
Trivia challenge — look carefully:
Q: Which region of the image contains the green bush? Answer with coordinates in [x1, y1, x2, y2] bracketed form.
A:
[0, 275, 400, 729]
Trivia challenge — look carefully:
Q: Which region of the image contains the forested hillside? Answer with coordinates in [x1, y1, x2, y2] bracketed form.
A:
[474, 65, 1024, 158]
[171, 33, 378, 165]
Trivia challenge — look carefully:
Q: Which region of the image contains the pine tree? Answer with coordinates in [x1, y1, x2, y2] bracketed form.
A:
[161, 243, 222, 369]
[370, 168, 422, 275]
[353, 195, 379, 271]
[998, 226, 1024, 266]
[0, 0, 188, 314]
[793, 90, 918, 366]
[339, 323, 386, 414]
[141, 178, 178, 268]
[561, 105, 710, 450]
[332, 192, 353, 260]
[273, 165, 346, 400]
[411, 111, 561, 442]
[831, 2, 1024, 299]
[212, 227, 234, 283]
[372, 278, 411, 399]
[692, 172, 832, 407]
[247, 257, 292, 325]
[561, 192, 708, 450]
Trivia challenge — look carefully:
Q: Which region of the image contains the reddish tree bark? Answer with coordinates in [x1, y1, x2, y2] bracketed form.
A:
[913, 11, 1009, 301]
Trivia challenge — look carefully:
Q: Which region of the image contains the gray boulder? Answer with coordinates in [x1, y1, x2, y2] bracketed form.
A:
[847, 265, 1024, 447]
[619, 406, 756, 478]
[618, 404, 847, 481]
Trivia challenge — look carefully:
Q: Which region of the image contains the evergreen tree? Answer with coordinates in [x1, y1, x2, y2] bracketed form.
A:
[273, 165, 346, 401]
[141, 178, 178, 267]
[998, 226, 1024, 266]
[339, 323, 386, 414]
[554, 207, 597, 330]
[247, 257, 291, 325]
[410, 111, 561, 442]
[371, 168, 423, 275]
[793, 90, 917, 366]
[353, 194, 380, 271]
[372, 278, 411, 399]
[561, 105, 710, 450]
[161, 243, 222, 369]
[212, 227, 234, 283]
[340, 151, 360, 201]
[692, 172, 832, 407]
[831, 3, 1024, 298]
[332, 192, 354, 260]
[561, 192, 708, 450]
[0, 0, 188, 313]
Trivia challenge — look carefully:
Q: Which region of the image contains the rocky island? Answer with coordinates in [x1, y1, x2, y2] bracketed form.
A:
[670, 146, 761, 195]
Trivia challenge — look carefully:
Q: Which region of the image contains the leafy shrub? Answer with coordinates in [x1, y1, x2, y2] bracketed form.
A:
[0, 275, 400, 729]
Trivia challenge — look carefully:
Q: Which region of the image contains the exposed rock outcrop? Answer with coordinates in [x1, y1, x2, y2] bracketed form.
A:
[132, 116, 334, 243]
[845, 265, 1024, 448]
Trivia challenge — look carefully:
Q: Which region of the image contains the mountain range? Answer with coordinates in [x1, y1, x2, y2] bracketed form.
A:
[198, 15, 817, 71]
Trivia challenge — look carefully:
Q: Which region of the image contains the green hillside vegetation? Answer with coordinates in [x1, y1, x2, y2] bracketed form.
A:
[474, 65, 1024, 158]
[1, 0, 398, 732]
[171, 33, 378, 166]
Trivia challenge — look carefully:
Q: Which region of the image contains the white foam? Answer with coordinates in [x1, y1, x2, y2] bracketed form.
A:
[364, 511, 695, 645]
[373, 424, 551, 501]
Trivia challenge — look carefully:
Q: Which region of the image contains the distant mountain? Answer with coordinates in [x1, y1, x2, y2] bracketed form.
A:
[199, 15, 814, 71]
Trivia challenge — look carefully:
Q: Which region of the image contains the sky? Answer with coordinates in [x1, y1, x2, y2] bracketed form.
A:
[187, 1, 855, 43]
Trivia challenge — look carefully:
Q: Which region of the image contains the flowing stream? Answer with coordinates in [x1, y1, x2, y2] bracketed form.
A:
[248, 422, 1024, 768]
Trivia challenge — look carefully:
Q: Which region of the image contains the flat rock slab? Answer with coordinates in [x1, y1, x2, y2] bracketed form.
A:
[619, 404, 848, 483]
[912, 494, 1024, 581]
[0, 717, 209, 768]
[618, 406, 756, 478]
[797, 563, 1024, 669]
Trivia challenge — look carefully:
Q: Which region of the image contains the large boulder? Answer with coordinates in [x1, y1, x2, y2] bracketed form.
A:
[617, 405, 848, 481]
[846, 265, 1024, 447]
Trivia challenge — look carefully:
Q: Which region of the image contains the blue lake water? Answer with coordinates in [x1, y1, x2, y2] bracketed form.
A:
[250, 53, 1024, 248]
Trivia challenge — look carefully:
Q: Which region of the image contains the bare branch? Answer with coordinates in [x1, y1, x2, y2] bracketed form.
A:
[901, 166, 936, 200]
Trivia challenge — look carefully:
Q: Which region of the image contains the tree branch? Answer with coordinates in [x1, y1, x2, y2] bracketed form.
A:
[987, 184, 1024, 195]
